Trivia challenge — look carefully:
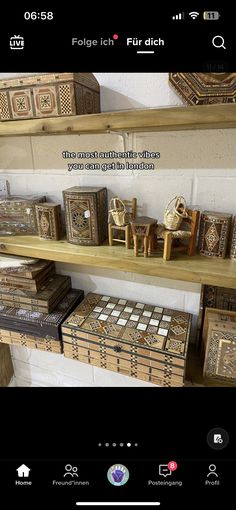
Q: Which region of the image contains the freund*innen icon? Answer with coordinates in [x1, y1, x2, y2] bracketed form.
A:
[107, 464, 129, 486]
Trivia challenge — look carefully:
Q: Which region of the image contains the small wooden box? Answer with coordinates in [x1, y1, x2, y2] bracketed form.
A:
[0, 274, 71, 313]
[0, 288, 84, 341]
[0, 73, 100, 121]
[202, 285, 236, 312]
[63, 187, 108, 246]
[36, 203, 62, 240]
[197, 284, 236, 351]
[61, 293, 192, 387]
[0, 195, 46, 235]
[203, 307, 236, 384]
[0, 329, 62, 354]
[202, 307, 236, 355]
[0, 257, 55, 279]
[0, 260, 55, 293]
[199, 210, 232, 258]
[230, 215, 236, 260]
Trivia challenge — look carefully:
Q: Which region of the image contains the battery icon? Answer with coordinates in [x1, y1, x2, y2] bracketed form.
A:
[203, 11, 220, 20]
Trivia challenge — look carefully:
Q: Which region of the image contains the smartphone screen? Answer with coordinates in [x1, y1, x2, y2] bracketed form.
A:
[0, 5, 235, 509]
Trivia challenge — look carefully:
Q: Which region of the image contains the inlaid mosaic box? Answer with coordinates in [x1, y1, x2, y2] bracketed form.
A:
[202, 307, 236, 355]
[0, 329, 62, 354]
[0, 260, 55, 293]
[63, 187, 108, 246]
[0, 288, 84, 341]
[0, 195, 46, 235]
[0, 275, 71, 313]
[199, 211, 232, 258]
[36, 203, 62, 240]
[61, 293, 192, 387]
[202, 285, 236, 312]
[203, 308, 236, 384]
[198, 284, 236, 351]
[0, 73, 100, 121]
[0, 257, 53, 279]
[230, 215, 236, 260]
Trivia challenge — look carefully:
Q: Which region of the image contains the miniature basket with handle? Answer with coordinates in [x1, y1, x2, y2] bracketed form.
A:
[108, 198, 129, 226]
[164, 196, 188, 230]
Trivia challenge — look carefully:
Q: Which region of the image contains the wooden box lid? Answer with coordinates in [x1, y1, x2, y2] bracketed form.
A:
[201, 211, 232, 220]
[0, 194, 46, 204]
[0, 257, 54, 279]
[63, 186, 106, 195]
[0, 73, 100, 92]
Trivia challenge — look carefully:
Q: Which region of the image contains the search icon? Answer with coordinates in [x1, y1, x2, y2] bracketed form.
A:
[212, 35, 226, 49]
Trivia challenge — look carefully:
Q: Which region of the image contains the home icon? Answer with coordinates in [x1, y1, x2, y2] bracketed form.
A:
[16, 464, 31, 478]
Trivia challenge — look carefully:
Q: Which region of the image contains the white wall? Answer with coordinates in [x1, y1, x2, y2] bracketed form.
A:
[1, 73, 235, 387]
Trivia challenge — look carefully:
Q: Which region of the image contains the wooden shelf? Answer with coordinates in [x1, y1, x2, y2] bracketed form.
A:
[0, 103, 236, 137]
[1, 236, 236, 288]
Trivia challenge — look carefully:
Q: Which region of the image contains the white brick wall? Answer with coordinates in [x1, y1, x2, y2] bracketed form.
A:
[0, 72, 233, 387]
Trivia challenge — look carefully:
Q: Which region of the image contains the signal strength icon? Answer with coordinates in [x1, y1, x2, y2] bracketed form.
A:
[189, 11, 199, 19]
[172, 12, 185, 20]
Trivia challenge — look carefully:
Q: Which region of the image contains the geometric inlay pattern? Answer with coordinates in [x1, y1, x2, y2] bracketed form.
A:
[39, 94, 51, 110]
[0, 92, 10, 119]
[205, 224, 220, 252]
[40, 212, 50, 235]
[34, 87, 57, 116]
[10, 90, 33, 119]
[204, 326, 236, 382]
[170, 325, 186, 336]
[59, 84, 73, 115]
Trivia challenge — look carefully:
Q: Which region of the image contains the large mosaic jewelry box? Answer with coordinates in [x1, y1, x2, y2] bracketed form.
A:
[61, 293, 192, 387]
[0, 73, 100, 121]
[0, 288, 84, 343]
[0, 195, 46, 235]
[63, 187, 108, 246]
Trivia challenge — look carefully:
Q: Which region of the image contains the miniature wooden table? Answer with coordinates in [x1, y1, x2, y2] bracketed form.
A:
[131, 216, 157, 257]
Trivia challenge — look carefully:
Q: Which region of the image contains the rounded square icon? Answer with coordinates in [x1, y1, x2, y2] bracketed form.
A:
[107, 464, 129, 486]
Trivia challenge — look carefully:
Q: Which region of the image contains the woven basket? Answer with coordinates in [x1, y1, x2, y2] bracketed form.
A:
[108, 198, 129, 226]
[164, 196, 188, 231]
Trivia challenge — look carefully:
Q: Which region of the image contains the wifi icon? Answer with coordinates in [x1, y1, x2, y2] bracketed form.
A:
[189, 11, 199, 19]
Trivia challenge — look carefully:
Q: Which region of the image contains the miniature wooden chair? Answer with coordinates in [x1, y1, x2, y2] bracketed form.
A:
[156, 208, 200, 261]
[108, 198, 137, 249]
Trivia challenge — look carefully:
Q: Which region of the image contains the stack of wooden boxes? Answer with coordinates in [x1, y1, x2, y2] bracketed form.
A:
[0, 256, 84, 353]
